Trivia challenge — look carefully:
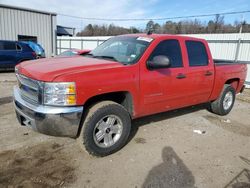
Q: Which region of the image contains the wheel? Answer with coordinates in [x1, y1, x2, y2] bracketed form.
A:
[78, 101, 131, 157]
[209, 84, 236, 116]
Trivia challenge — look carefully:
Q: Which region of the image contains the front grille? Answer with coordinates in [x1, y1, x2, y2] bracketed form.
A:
[16, 74, 41, 105]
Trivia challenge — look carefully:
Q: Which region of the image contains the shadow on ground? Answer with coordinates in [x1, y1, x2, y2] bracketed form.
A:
[128, 104, 207, 143]
[224, 169, 250, 188]
[224, 156, 250, 188]
[0, 70, 14, 73]
[143, 146, 195, 188]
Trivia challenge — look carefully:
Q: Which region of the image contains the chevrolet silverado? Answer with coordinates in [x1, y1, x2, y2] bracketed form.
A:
[14, 34, 247, 156]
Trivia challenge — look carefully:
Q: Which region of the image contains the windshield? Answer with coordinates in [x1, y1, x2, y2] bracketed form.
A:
[58, 50, 78, 57]
[87, 36, 153, 65]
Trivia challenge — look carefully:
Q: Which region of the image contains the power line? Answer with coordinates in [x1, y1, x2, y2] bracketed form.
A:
[58, 10, 250, 21]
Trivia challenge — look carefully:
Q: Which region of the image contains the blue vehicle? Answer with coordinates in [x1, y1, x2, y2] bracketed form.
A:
[23, 41, 45, 58]
[0, 40, 37, 70]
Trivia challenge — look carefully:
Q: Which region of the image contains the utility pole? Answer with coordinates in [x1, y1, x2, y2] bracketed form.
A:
[239, 23, 242, 33]
[239, 15, 245, 33]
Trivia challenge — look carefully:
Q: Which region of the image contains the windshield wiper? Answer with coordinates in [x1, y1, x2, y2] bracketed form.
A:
[83, 52, 93, 56]
[93, 55, 118, 62]
[83, 54, 128, 65]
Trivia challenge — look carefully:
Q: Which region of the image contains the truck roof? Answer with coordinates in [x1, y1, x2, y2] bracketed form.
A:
[122, 33, 205, 41]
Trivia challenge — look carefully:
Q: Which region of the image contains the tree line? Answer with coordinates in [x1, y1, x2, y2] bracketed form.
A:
[77, 24, 140, 36]
[76, 15, 250, 36]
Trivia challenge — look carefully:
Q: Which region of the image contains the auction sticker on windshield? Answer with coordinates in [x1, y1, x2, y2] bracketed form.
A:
[136, 37, 153, 43]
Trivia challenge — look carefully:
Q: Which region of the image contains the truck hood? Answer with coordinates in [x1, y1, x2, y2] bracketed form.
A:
[17, 56, 124, 81]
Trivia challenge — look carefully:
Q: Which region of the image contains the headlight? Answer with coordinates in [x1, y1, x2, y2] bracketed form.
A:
[43, 82, 76, 106]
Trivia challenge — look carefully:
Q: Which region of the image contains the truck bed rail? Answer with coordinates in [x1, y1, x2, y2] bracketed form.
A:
[214, 59, 250, 65]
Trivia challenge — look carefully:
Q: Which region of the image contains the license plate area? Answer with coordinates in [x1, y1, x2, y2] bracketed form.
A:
[15, 105, 36, 129]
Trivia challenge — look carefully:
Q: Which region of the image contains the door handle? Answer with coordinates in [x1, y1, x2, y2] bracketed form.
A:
[204, 71, 213, 76]
[176, 73, 186, 79]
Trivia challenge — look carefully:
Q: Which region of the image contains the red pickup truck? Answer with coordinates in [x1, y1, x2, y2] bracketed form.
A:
[14, 34, 247, 156]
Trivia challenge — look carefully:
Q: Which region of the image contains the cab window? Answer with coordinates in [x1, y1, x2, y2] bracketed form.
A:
[148, 39, 183, 68]
[186, 41, 208, 66]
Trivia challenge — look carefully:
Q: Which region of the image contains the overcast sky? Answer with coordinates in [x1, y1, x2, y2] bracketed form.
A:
[1, 0, 250, 31]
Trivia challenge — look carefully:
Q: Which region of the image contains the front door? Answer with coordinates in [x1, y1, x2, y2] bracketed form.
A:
[139, 39, 190, 116]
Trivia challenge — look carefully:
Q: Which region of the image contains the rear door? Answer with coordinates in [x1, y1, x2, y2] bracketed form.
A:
[184, 40, 214, 104]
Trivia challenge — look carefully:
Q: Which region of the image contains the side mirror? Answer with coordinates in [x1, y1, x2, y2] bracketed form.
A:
[147, 55, 171, 70]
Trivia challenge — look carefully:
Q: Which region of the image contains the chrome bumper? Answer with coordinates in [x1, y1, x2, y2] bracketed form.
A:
[13, 86, 83, 138]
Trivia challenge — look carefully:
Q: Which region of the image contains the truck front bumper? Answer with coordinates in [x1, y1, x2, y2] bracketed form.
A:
[13, 86, 83, 138]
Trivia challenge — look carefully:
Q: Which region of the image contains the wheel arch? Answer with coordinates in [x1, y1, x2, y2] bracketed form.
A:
[77, 91, 133, 139]
[82, 91, 134, 116]
[225, 78, 240, 91]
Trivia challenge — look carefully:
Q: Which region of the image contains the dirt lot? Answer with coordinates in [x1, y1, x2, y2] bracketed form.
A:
[0, 72, 250, 188]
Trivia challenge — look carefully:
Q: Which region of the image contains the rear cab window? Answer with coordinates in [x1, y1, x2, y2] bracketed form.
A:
[148, 39, 183, 68]
[185, 40, 208, 66]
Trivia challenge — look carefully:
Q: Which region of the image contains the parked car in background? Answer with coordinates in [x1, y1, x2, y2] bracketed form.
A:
[23, 41, 45, 58]
[0, 40, 37, 70]
[58, 49, 91, 57]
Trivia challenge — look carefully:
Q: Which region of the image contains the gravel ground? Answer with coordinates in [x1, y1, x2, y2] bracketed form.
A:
[0, 72, 250, 188]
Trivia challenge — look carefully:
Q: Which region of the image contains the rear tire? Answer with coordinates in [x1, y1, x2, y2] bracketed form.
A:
[209, 84, 236, 116]
[78, 101, 131, 157]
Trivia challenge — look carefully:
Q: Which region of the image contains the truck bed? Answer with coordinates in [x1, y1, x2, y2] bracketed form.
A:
[209, 60, 248, 101]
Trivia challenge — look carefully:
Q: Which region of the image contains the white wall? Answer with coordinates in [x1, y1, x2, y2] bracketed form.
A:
[187, 33, 250, 88]
[57, 36, 111, 54]
[186, 33, 250, 61]
[57, 34, 250, 87]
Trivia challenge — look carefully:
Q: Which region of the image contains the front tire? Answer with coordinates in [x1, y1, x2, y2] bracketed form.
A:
[78, 101, 131, 157]
[209, 84, 236, 116]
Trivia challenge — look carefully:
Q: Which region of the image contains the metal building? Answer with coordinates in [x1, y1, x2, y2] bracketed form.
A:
[0, 4, 57, 57]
